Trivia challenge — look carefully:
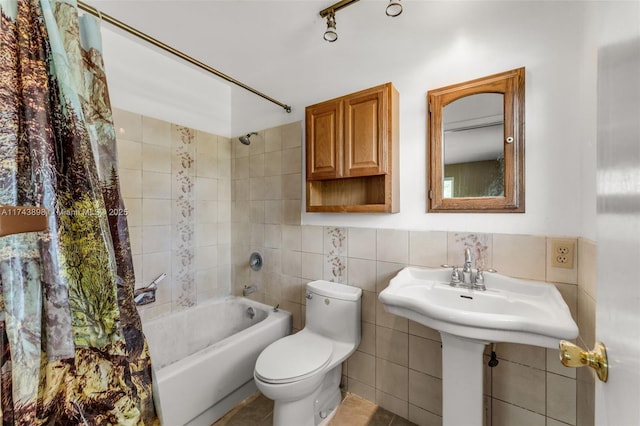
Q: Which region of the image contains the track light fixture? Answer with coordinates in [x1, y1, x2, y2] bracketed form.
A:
[319, 0, 401, 42]
[323, 10, 338, 42]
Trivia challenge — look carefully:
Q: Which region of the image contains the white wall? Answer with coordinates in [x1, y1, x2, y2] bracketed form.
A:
[100, 26, 231, 137]
[96, 1, 630, 238]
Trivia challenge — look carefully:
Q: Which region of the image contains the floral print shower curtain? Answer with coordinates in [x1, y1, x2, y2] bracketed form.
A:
[0, 0, 157, 424]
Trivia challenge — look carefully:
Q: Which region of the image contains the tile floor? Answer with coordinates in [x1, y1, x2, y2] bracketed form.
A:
[213, 392, 417, 426]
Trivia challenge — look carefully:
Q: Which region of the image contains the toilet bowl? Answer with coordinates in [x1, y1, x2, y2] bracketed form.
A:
[254, 280, 362, 426]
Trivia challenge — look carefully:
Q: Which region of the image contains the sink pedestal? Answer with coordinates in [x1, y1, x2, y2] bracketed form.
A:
[440, 333, 488, 426]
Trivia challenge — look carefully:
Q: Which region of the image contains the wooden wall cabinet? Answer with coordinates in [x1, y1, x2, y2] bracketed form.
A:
[305, 83, 399, 213]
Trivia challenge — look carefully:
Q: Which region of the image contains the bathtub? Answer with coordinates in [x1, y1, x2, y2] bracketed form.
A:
[142, 297, 291, 426]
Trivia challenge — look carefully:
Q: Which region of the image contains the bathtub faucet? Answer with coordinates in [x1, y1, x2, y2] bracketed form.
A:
[134, 273, 166, 306]
[243, 285, 257, 296]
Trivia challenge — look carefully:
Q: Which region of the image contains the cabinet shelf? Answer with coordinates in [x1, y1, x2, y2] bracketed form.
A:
[305, 83, 399, 213]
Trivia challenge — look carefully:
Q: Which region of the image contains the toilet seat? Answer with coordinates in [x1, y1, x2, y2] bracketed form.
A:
[255, 333, 333, 384]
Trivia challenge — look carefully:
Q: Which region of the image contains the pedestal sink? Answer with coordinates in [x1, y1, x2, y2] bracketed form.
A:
[378, 267, 578, 426]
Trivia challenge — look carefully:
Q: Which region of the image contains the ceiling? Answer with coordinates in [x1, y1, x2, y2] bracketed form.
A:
[86, 0, 489, 120]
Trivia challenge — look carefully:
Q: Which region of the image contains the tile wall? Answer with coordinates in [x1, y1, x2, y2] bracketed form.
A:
[231, 121, 597, 426]
[113, 108, 232, 318]
[115, 112, 595, 426]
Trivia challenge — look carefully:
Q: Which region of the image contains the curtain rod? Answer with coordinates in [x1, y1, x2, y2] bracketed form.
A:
[77, 1, 292, 113]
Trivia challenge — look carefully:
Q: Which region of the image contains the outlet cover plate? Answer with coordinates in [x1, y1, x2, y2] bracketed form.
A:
[550, 239, 575, 269]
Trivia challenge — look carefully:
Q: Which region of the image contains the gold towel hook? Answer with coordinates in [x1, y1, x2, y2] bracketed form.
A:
[559, 340, 608, 382]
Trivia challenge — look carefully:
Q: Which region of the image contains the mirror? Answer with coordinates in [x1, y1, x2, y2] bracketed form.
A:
[427, 68, 525, 212]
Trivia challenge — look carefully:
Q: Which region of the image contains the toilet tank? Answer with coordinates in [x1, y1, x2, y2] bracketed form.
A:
[305, 280, 362, 345]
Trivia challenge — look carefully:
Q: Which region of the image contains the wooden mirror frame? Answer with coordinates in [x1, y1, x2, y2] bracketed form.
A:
[427, 67, 525, 213]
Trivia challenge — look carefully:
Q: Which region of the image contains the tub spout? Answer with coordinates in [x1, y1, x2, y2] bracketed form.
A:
[134, 273, 166, 306]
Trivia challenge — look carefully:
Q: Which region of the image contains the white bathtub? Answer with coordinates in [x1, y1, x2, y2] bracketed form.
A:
[142, 297, 291, 426]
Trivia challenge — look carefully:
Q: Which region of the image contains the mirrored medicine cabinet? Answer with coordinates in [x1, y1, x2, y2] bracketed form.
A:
[427, 67, 525, 213]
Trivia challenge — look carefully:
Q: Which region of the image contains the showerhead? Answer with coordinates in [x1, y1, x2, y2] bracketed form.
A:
[239, 132, 258, 145]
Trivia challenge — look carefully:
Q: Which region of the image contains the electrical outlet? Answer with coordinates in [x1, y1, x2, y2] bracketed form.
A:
[550, 239, 575, 269]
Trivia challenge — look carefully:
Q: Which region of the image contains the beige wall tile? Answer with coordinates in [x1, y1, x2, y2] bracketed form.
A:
[408, 321, 441, 342]
[113, 108, 142, 142]
[492, 359, 545, 414]
[142, 144, 171, 173]
[197, 200, 218, 224]
[282, 199, 301, 225]
[265, 200, 283, 224]
[263, 150, 282, 177]
[347, 350, 376, 387]
[142, 225, 172, 254]
[361, 290, 376, 324]
[282, 249, 301, 277]
[233, 137, 249, 158]
[195, 177, 218, 201]
[408, 404, 442, 426]
[348, 228, 377, 260]
[282, 122, 302, 149]
[301, 225, 324, 254]
[301, 252, 323, 281]
[129, 226, 142, 255]
[493, 234, 546, 280]
[120, 169, 142, 198]
[282, 173, 301, 200]
[249, 153, 265, 178]
[249, 200, 265, 223]
[281, 274, 302, 304]
[376, 261, 405, 293]
[375, 390, 408, 419]
[376, 359, 408, 400]
[577, 289, 596, 349]
[347, 379, 376, 404]
[249, 177, 265, 201]
[117, 139, 142, 170]
[491, 399, 545, 426]
[264, 225, 282, 248]
[376, 326, 408, 366]
[282, 147, 302, 174]
[233, 156, 249, 180]
[124, 198, 142, 227]
[408, 369, 442, 415]
[555, 282, 578, 325]
[282, 225, 301, 251]
[377, 229, 409, 264]
[358, 321, 375, 355]
[142, 199, 171, 226]
[376, 298, 408, 332]
[264, 127, 282, 152]
[142, 116, 171, 147]
[496, 343, 545, 370]
[578, 238, 597, 299]
[142, 171, 171, 199]
[409, 335, 442, 378]
[546, 373, 577, 425]
[348, 258, 377, 292]
[142, 251, 171, 287]
[409, 231, 448, 267]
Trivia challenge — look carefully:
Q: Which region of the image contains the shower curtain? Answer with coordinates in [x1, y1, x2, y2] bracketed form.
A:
[0, 0, 157, 424]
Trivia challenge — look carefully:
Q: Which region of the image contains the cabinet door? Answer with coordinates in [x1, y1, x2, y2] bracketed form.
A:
[306, 99, 343, 180]
[343, 85, 387, 177]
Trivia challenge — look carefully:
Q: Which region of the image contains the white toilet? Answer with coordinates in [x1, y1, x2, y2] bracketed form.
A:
[254, 280, 362, 426]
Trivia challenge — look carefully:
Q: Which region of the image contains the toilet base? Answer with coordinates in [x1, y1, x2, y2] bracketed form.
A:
[270, 366, 342, 426]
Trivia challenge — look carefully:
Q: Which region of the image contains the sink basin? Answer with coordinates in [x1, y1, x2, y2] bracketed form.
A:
[379, 266, 579, 426]
[379, 267, 578, 348]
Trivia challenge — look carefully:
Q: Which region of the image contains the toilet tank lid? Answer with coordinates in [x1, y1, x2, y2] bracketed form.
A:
[307, 280, 362, 301]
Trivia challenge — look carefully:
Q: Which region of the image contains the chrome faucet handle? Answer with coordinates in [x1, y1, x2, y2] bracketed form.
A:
[472, 269, 486, 290]
[441, 264, 462, 286]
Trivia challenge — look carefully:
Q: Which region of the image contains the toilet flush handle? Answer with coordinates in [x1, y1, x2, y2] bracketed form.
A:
[305, 292, 313, 300]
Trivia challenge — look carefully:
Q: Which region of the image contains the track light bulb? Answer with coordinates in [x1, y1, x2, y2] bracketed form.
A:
[323, 10, 338, 42]
[386, 0, 402, 17]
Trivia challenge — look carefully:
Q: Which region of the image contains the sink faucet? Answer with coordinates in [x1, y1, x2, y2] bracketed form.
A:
[462, 247, 473, 284]
[445, 248, 488, 291]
